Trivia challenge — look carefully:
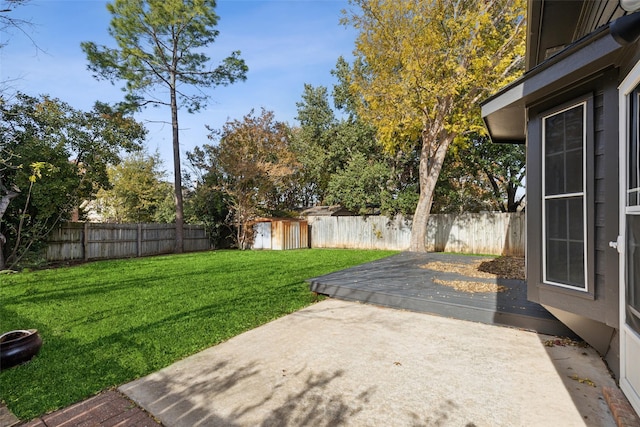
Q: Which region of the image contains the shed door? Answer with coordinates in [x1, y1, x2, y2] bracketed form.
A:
[619, 62, 640, 415]
[253, 222, 272, 250]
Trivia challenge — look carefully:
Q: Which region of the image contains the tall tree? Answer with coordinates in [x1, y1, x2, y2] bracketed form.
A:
[0, 94, 144, 269]
[95, 150, 173, 223]
[82, 0, 248, 253]
[431, 147, 496, 214]
[194, 109, 298, 249]
[432, 135, 525, 213]
[325, 152, 391, 214]
[184, 152, 231, 249]
[293, 81, 384, 206]
[343, 0, 525, 251]
[293, 62, 420, 215]
[465, 135, 526, 213]
[293, 84, 337, 204]
[331, 56, 421, 216]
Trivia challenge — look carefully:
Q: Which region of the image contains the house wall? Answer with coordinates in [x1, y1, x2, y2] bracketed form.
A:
[525, 69, 621, 374]
[484, 0, 640, 402]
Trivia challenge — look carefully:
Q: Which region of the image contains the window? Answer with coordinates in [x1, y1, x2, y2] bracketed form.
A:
[628, 89, 640, 207]
[627, 87, 640, 332]
[542, 102, 588, 291]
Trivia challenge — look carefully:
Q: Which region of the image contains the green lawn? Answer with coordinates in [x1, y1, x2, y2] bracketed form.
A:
[0, 249, 396, 420]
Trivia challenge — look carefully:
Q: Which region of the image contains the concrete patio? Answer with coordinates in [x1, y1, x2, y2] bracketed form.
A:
[9, 252, 637, 426]
[119, 299, 618, 426]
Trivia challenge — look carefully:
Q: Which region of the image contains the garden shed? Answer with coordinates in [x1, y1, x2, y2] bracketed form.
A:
[251, 218, 309, 250]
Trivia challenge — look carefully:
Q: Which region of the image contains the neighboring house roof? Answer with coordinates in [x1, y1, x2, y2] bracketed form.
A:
[482, 6, 640, 144]
[300, 205, 356, 217]
[251, 217, 306, 223]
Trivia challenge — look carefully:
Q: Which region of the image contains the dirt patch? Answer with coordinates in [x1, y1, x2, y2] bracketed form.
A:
[433, 278, 508, 293]
[478, 257, 525, 280]
[420, 260, 496, 279]
[420, 257, 525, 280]
[420, 256, 525, 294]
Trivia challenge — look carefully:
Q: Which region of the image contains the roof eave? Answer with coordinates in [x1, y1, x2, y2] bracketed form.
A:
[482, 25, 624, 144]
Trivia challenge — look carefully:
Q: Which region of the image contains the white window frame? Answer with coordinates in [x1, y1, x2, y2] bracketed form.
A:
[541, 101, 589, 292]
[627, 91, 640, 208]
[618, 57, 640, 417]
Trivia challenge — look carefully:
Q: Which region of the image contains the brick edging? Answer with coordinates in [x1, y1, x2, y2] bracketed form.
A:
[18, 390, 162, 426]
[603, 386, 640, 427]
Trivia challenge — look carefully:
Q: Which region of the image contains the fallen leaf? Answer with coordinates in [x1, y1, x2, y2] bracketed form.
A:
[569, 374, 596, 387]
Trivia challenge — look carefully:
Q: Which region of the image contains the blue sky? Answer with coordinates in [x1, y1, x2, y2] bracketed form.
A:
[1, 0, 357, 173]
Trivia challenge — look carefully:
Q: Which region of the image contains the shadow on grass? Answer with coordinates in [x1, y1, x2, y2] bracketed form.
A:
[0, 250, 392, 421]
[0, 290, 315, 420]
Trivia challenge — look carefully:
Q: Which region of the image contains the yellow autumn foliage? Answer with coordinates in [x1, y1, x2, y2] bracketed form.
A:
[343, 0, 526, 250]
[344, 0, 526, 151]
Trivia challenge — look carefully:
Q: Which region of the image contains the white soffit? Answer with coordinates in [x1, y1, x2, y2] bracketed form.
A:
[481, 83, 525, 117]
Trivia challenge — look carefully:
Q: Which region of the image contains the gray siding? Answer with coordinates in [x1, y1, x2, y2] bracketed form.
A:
[527, 73, 619, 326]
[603, 75, 620, 329]
[594, 92, 607, 308]
[575, 1, 626, 40]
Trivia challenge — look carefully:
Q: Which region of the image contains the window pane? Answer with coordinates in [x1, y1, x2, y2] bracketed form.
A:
[630, 129, 638, 194]
[543, 103, 586, 290]
[546, 199, 567, 239]
[564, 106, 584, 150]
[545, 153, 565, 195]
[568, 198, 584, 240]
[630, 94, 639, 193]
[565, 149, 583, 193]
[568, 242, 585, 286]
[627, 215, 640, 332]
[626, 90, 640, 332]
[547, 240, 568, 283]
[545, 114, 565, 154]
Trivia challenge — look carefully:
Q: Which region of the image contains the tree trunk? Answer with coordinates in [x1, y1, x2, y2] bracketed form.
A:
[170, 82, 184, 254]
[0, 188, 20, 270]
[0, 234, 5, 271]
[484, 169, 507, 212]
[506, 181, 517, 212]
[408, 132, 452, 252]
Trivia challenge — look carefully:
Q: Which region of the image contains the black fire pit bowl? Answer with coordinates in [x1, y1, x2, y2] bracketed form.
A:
[0, 329, 43, 371]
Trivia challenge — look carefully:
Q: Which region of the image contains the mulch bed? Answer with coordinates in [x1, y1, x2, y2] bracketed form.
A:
[420, 256, 525, 294]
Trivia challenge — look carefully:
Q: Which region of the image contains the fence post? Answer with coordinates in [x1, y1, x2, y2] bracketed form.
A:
[137, 223, 142, 257]
[83, 222, 89, 261]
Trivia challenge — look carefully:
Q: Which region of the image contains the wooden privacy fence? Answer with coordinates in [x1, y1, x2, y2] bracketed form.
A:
[46, 222, 210, 262]
[307, 212, 525, 256]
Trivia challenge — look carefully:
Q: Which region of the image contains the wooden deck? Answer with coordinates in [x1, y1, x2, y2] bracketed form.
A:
[308, 252, 575, 337]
